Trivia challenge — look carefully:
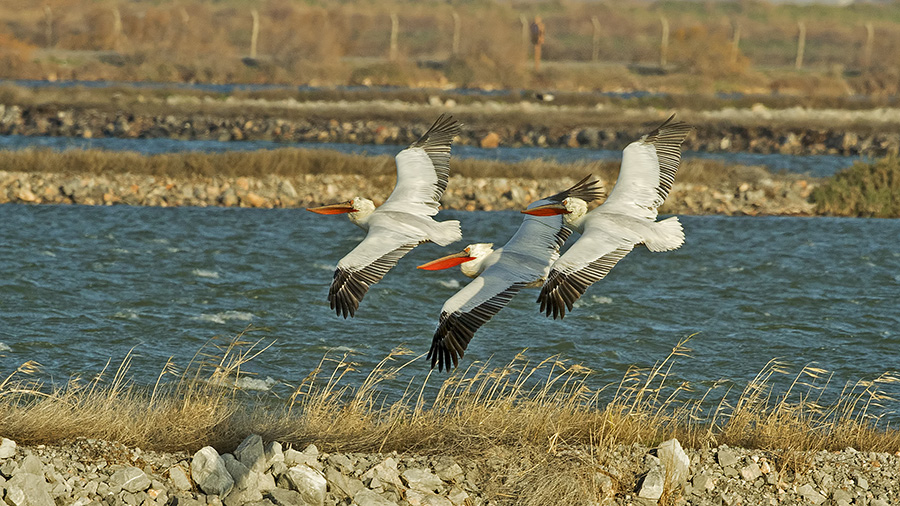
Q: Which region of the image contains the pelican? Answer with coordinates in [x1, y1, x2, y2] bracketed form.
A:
[523, 115, 692, 319]
[307, 114, 462, 318]
[417, 175, 604, 370]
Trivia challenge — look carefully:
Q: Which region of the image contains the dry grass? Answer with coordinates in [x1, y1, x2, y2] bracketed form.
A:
[0, 145, 780, 190]
[1, 333, 898, 504]
[2, 0, 900, 95]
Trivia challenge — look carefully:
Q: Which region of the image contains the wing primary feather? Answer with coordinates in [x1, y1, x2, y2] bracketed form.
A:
[537, 246, 634, 319]
[428, 282, 527, 371]
[328, 243, 417, 318]
[641, 116, 692, 206]
[408, 114, 462, 202]
[545, 173, 605, 204]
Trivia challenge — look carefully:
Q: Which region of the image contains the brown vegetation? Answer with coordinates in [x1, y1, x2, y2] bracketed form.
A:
[1, 334, 898, 505]
[0, 146, 773, 188]
[0, 1, 898, 95]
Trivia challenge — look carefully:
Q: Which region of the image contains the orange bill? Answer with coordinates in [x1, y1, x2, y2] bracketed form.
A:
[417, 250, 476, 270]
[521, 203, 570, 216]
[307, 202, 356, 215]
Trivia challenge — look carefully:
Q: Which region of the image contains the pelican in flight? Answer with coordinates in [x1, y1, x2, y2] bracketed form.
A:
[417, 175, 604, 370]
[523, 115, 692, 319]
[307, 114, 463, 318]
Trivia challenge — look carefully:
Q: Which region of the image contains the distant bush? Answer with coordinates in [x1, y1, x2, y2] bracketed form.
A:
[0, 32, 36, 76]
[812, 157, 900, 217]
[671, 25, 749, 78]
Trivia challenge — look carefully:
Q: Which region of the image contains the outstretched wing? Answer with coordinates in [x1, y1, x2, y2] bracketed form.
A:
[428, 267, 529, 371]
[536, 226, 635, 320]
[601, 115, 692, 219]
[542, 173, 605, 204]
[328, 223, 422, 318]
[381, 114, 461, 217]
[428, 224, 571, 371]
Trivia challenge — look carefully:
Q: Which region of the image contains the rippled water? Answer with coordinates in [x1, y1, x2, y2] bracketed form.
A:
[2, 204, 898, 418]
[0, 134, 862, 177]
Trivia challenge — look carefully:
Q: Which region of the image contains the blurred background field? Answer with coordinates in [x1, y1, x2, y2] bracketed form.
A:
[0, 0, 898, 98]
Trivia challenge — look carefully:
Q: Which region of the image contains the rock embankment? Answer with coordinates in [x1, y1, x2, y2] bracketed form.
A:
[0, 435, 897, 506]
[0, 171, 816, 215]
[1, 103, 898, 157]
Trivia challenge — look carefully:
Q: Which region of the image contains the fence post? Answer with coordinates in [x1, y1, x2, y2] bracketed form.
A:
[112, 8, 123, 51]
[795, 20, 806, 70]
[659, 16, 669, 68]
[44, 6, 53, 48]
[592, 16, 601, 62]
[390, 13, 399, 61]
[520, 14, 529, 47]
[731, 21, 741, 64]
[863, 22, 874, 69]
[452, 11, 461, 56]
[250, 9, 260, 59]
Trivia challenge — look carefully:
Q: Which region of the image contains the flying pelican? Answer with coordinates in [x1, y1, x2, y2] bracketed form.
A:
[417, 175, 604, 370]
[307, 114, 463, 318]
[523, 115, 692, 319]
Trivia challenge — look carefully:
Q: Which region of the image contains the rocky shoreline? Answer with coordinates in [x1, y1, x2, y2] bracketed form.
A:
[1, 435, 897, 506]
[0, 171, 816, 216]
[1, 102, 898, 157]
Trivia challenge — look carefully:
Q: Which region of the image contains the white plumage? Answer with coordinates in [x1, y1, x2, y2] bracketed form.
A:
[418, 175, 604, 370]
[307, 114, 462, 318]
[525, 115, 692, 319]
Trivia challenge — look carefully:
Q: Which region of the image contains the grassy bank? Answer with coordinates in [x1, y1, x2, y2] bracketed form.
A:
[0, 145, 770, 187]
[1, 335, 898, 504]
[12, 145, 900, 217]
[0, 145, 817, 213]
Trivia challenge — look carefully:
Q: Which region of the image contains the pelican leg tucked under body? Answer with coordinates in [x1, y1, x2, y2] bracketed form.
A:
[418, 175, 604, 371]
[523, 114, 693, 319]
[308, 114, 463, 318]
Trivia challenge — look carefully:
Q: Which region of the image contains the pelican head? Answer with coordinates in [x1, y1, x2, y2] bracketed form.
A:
[307, 197, 376, 228]
[521, 197, 589, 229]
[418, 243, 494, 279]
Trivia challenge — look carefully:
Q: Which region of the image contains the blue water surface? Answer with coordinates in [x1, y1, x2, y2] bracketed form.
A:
[1, 204, 897, 420]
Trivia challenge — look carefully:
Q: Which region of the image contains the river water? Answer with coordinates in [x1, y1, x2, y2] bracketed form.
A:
[2, 203, 898, 420]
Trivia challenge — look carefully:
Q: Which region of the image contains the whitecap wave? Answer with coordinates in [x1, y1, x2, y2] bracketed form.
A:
[0, 342, 11, 352]
[439, 279, 460, 289]
[313, 262, 335, 272]
[112, 310, 139, 320]
[194, 311, 254, 324]
[235, 376, 277, 391]
[192, 269, 220, 279]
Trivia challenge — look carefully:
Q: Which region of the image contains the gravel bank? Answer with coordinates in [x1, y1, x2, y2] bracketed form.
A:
[1, 102, 899, 157]
[0, 435, 896, 505]
[0, 171, 816, 215]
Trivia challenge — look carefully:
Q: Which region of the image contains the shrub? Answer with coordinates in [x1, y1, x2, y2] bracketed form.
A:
[812, 156, 900, 217]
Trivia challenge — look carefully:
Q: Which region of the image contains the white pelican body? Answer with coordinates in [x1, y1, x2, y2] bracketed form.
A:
[308, 115, 462, 318]
[418, 175, 603, 370]
[524, 115, 692, 319]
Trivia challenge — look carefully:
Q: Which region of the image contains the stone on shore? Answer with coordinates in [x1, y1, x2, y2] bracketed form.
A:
[0, 435, 897, 506]
[191, 446, 235, 497]
[109, 466, 152, 493]
[0, 438, 17, 459]
[658, 438, 690, 488]
[235, 434, 267, 473]
[280, 465, 326, 506]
